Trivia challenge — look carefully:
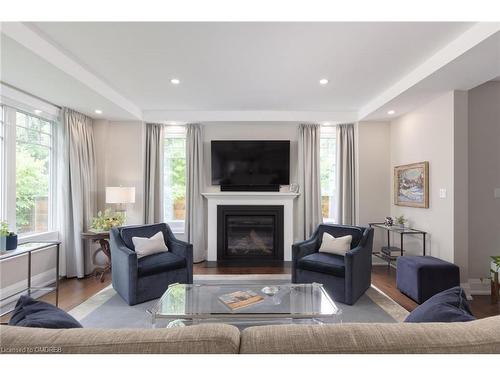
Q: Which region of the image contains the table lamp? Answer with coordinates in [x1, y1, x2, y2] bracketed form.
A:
[105, 186, 136, 214]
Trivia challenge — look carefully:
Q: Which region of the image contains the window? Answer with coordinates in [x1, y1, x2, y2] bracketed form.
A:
[320, 126, 337, 223]
[0, 106, 5, 220]
[14, 111, 54, 235]
[163, 126, 186, 233]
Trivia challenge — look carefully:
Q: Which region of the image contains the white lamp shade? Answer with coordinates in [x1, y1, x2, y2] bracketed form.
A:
[106, 187, 136, 204]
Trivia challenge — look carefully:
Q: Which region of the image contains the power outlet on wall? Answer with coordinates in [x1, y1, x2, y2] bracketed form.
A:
[494, 188, 500, 199]
[439, 188, 447, 199]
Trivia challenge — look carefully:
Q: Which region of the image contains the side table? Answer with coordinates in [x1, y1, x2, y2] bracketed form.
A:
[81, 231, 111, 282]
[0, 241, 61, 317]
[369, 223, 427, 268]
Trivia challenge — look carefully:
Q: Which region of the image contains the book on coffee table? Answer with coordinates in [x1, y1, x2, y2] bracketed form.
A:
[218, 290, 264, 310]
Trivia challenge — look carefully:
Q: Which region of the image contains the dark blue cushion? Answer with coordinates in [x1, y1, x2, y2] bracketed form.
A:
[297, 252, 345, 277]
[9, 296, 82, 329]
[405, 286, 475, 323]
[137, 251, 186, 277]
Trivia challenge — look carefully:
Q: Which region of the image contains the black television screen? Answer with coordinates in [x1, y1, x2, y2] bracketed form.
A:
[211, 140, 290, 186]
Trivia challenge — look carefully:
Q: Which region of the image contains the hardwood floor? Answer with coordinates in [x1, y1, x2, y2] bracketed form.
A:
[2, 264, 499, 323]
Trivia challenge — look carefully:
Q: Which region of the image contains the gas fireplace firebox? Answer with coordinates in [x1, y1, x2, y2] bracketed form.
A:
[217, 205, 284, 265]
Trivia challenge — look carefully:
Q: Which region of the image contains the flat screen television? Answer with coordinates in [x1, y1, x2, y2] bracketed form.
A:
[211, 140, 290, 188]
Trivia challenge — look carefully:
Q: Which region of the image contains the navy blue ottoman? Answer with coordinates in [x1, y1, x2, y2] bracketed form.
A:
[396, 256, 460, 304]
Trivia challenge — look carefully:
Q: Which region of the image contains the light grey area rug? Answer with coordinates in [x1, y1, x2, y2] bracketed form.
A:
[70, 274, 408, 329]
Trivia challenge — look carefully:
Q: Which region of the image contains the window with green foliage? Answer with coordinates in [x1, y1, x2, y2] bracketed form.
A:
[163, 126, 186, 233]
[15, 111, 53, 234]
[320, 126, 337, 223]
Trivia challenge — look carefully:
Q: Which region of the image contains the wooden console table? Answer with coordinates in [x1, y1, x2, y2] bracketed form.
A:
[81, 231, 111, 282]
[0, 241, 61, 317]
[369, 223, 427, 268]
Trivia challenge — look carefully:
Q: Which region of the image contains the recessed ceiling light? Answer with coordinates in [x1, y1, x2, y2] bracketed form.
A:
[34, 109, 42, 115]
[387, 110, 396, 115]
[95, 109, 103, 115]
[319, 78, 329, 85]
[170, 78, 180, 85]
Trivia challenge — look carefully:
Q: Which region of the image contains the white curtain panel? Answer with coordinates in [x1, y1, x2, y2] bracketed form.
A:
[144, 123, 164, 224]
[185, 123, 206, 262]
[336, 123, 357, 225]
[58, 108, 97, 278]
[297, 123, 323, 240]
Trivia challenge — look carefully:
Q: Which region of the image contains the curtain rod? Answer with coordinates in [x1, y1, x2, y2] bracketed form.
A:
[0, 81, 62, 110]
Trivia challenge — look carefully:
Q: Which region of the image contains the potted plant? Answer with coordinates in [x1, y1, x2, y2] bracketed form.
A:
[0, 221, 18, 251]
[489, 256, 500, 304]
[395, 215, 407, 229]
[90, 209, 126, 232]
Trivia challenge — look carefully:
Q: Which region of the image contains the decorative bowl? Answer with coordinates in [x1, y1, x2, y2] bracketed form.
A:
[261, 286, 280, 296]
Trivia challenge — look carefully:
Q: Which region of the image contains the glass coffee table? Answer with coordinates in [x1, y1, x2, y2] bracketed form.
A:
[148, 282, 342, 328]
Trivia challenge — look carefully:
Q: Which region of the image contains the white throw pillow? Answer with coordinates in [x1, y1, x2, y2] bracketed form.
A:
[132, 231, 169, 259]
[318, 232, 352, 256]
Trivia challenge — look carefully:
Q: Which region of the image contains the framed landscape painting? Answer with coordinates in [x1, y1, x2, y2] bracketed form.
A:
[394, 161, 429, 208]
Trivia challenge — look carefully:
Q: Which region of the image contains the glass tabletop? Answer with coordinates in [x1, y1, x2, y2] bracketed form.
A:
[370, 223, 426, 234]
[149, 283, 341, 320]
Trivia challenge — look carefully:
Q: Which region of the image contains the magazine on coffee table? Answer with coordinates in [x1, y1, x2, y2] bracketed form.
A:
[218, 290, 264, 310]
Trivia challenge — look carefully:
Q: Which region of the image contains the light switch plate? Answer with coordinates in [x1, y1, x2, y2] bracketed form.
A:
[439, 188, 447, 198]
[495, 188, 500, 199]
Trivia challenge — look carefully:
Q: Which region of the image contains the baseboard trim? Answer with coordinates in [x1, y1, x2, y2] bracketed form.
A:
[468, 278, 491, 296]
[0, 268, 57, 308]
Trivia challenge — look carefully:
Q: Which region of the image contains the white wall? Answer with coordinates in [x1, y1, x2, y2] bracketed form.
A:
[356, 121, 391, 256]
[468, 81, 500, 279]
[94, 120, 145, 225]
[389, 92, 455, 262]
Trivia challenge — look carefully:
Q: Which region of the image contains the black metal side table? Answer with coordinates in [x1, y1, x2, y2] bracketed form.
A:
[0, 241, 61, 317]
[369, 223, 427, 268]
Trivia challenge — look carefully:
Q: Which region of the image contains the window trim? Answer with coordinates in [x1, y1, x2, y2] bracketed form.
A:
[0, 106, 5, 221]
[2, 105, 57, 237]
[163, 125, 187, 234]
[320, 125, 338, 224]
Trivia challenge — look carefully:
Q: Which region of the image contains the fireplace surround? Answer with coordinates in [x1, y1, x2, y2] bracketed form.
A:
[217, 205, 284, 265]
[202, 192, 299, 263]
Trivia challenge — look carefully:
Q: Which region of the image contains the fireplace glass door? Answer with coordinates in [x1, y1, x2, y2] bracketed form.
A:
[217, 205, 284, 264]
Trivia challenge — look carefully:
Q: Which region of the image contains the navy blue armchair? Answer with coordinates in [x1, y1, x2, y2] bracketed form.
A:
[292, 224, 374, 305]
[110, 223, 193, 306]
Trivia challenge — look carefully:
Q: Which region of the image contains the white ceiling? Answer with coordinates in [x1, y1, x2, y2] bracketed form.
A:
[1, 22, 499, 122]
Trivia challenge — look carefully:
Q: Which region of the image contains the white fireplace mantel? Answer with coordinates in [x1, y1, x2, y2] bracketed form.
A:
[202, 192, 299, 262]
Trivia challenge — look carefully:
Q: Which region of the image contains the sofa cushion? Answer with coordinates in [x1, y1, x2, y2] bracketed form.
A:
[297, 252, 345, 277]
[405, 286, 475, 323]
[137, 251, 186, 277]
[239, 316, 500, 354]
[9, 296, 82, 329]
[0, 324, 240, 354]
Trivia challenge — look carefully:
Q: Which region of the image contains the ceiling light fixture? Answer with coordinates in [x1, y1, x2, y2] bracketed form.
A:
[95, 109, 103, 115]
[387, 110, 396, 115]
[34, 109, 42, 115]
[170, 78, 180, 85]
[319, 78, 329, 85]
